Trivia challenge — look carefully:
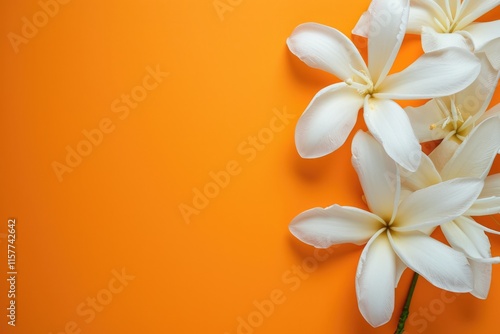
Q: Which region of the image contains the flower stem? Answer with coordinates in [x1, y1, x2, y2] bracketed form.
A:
[394, 272, 419, 334]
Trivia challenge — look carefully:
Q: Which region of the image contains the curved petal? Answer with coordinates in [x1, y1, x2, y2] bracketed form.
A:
[289, 205, 385, 248]
[478, 103, 500, 124]
[470, 260, 492, 299]
[478, 37, 500, 70]
[352, 131, 400, 222]
[466, 174, 500, 215]
[356, 230, 396, 327]
[375, 47, 481, 100]
[421, 27, 473, 52]
[441, 117, 500, 180]
[405, 99, 450, 142]
[295, 83, 364, 158]
[367, 0, 410, 85]
[401, 153, 442, 191]
[287, 23, 367, 81]
[458, 215, 500, 236]
[352, 10, 370, 38]
[454, 52, 499, 119]
[407, 0, 446, 33]
[462, 20, 500, 51]
[428, 139, 460, 173]
[364, 98, 422, 172]
[393, 177, 483, 231]
[456, 0, 500, 30]
[389, 231, 473, 292]
[441, 219, 490, 259]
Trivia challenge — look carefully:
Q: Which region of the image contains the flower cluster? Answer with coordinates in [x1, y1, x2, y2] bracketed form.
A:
[287, 0, 500, 329]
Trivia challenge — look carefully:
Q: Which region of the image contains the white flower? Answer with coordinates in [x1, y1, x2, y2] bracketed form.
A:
[288, 0, 480, 171]
[289, 131, 483, 327]
[407, 0, 500, 53]
[402, 116, 500, 298]
[354, 0, 500, 53]
[405, 53, 500, 163]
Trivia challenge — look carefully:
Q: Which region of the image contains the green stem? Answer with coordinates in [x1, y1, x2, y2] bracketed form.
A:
[394, 272, 419, 334]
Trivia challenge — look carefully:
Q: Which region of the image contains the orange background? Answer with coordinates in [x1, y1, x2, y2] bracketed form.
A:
[1, 1, 499, 333]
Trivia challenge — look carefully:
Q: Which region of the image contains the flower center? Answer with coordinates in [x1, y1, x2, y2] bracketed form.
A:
[434, 1, 466, 33]
[345, 65, 374, 96]
[429, 97, 474, 143]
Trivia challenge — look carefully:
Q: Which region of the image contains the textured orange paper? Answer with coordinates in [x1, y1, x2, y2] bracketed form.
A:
[0, 1, 499, 333]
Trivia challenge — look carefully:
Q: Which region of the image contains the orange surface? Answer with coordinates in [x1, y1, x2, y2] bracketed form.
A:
[0, 1, 499, 333]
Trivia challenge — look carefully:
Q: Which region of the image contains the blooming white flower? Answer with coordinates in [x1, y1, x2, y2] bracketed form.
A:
[407, 0, 500, 53]
[405, 53, 500, 164]
[289, 130, 483, 327]
[354, 0, 500, 53]
[402, 116, 500, 298]
[288, 0, 480, 171]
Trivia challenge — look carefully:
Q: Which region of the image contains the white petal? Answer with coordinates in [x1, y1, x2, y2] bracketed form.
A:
[289, 205, 385, 248]
[421, 27, 473, 52]
[393, 178, 483, 231]
[457, 215, 500, 236]
[376, 47, 481, 99]
[441, 117, 500, 180]
[454, 52, 499, 119]
[456, 0, 500, 30]
[405, 99, 450, 142]
[295, 83, 364, 158]
[441, 219, 490, 259]
[352, 10, 370, 38]
[470, 260, 492, 299]
[367, 0, 409, 85]
[287, 23, 367, 81]
[401, 153, 442, 191]
[356, 230, 396, 327]
[364, 98, 422, 172]
[478, 103, 500, 124]
[407, 0, 446, 33]
[466, 174, 500, 215]
[462, 21, 500, 51]
[351, 131, 400, 222]
[478, 37, 500, 70]
[389, 231, 473, 292]
[428, 139, 460, 173]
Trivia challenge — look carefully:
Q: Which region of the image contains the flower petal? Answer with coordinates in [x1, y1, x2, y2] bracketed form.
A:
[401, 153, 442, 191]
[428, 139, 460, 173]
[462, 21, 500, 50]
[478, 37, 500, 70]
[295, 83, 364, 158]
[389, 231, 473, 292]
[367, 0, 410, 85]
[456, 0, 500, 30]
[407, 0, 446, 33]
[441, 219, 490, 259]
[356, 230, 396, 327]
[351, 131, 400, 222]
[393, 177, 483, 232]
[420, 27, 473, 52]
[466, 174, 500, 215]
[375, 47, 481, 100]
[470, 260, 492, 299]
[441, 117, 500, 180]
[454, 52, 499, 119]
[287, 23, 367, 81]
[289, 205, 385, 248]
[405, 99, 450, 142]
[364, 98, 422, 172]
